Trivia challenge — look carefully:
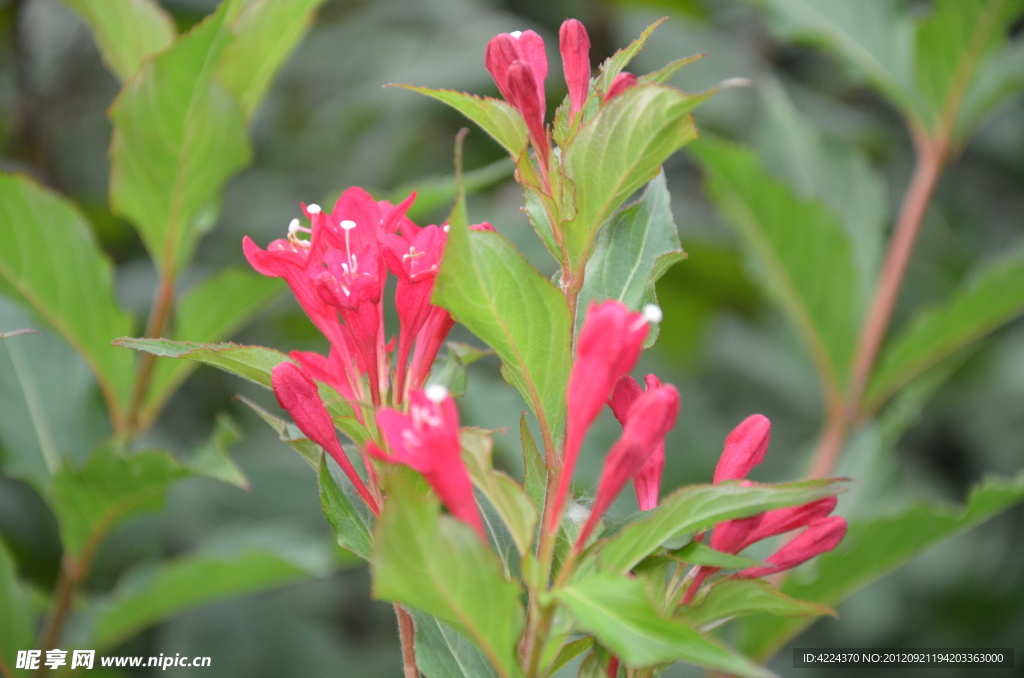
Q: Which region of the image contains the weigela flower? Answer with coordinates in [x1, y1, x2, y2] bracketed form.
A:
[370, 386, 485, 539]
[608, 374, 669, 511]
[271, 362, 379, 514]
[576, 381, 680, 551]
[559, 19, 591, 118]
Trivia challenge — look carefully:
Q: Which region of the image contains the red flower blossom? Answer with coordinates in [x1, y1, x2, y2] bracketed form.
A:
[271, 362, 379, 514]
[576, 382, 680, 551]
[713, 414, 770, 483]
[737, 516, 847, 578]
[559, 19, 591, 118]
[370, 386, 485, 539]
[608, 374, 669, 510]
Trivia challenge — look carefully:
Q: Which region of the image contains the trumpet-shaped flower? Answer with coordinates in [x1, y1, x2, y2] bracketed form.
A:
[608, 374, 668, 510]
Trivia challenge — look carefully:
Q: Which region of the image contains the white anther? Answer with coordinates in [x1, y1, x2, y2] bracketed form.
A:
[642, 304, 663, 324]
[443, 224, 450, 233]
[425, 384, 448, 403]
[307, 204, 321, 214]
[510, 30, 522, 38]
[720, 77, 753, 89]
[340, 219, 357, 231]
[288, 218, 301, 236]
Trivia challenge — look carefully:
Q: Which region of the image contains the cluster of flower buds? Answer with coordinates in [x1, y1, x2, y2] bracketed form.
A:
[682, 415, 848, 602]
[246, 188, 492, 521]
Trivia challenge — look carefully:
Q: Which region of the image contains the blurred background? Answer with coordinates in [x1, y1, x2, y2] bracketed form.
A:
[0, 0, 1022, 676]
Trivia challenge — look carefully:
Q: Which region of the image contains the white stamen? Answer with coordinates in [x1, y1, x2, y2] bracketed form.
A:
[510, 30, 522, 38]
[340, 219, 357, 231]
[642, 304, 663, 324]
[288, 218, 301, 236]
[341, 262, 349, 274]
[425, 384, 448, 403]
[720, 77, 753, 89]
[443, 224, 450, 233]
[307, 204, 321, 214]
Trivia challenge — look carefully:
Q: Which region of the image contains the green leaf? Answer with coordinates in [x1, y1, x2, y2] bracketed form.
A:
[549, 636, 594, 675]
[411, 609, 500, 678]
[638, 53, 707, 85]
[957, 38, 1024, 142]
[737, 471, 1024, 660]
[236, 395, 320, 469]
[425, 342, 489, 397]
[0, 539, 33, 678]
[88, 534, 331, 651]
[595, 18, 668, 93]
[433, 218, 571, 452]
[387, 158, 515, 224]
[49, 446, 191, 560]
[863, 252, 1024, 414]
[372, 473, 525, 678]
[397, 87, 529, 159]
[599, 479, 843, 575]
[142, 269, 282, 423]
[109, 2, 251, 273]
[460, 430, 538, 557]
[690, 138, 861, 406]
[0, 173, 135, 417]
[519, 414, 546, 511]
[914, 0, 1024, 141]
[318, 454, 372, 559]
[754, 79, 887, 298]
[218, 0, 327, 120]
[62, 0, 176, 82]
[671, 542, 763, 570]
[685, 579, 834, 629]
[757, 0, 921, 119]
[555, 572, 772, 677]
[113, 339, 290, 390]
[561, 85, 702, 271]
[187, 412, 248, 490]
[578, 172, 685, 331]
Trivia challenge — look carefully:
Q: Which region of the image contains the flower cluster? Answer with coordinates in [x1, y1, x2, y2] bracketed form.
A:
[245, 188, 491, 521]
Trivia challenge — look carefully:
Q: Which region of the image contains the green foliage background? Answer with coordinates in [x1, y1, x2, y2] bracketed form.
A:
[0, 0, 1021, 676]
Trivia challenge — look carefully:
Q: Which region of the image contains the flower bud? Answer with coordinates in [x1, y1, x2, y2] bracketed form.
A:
[713, 414, 771, 483]
[559, 19, 591, 117]
[604, 72, 638, 102]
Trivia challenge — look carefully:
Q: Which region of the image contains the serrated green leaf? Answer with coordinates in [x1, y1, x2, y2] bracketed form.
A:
[595, 18, 668, 93]
[599, 479, 843, 575]
[49, 446, 191, 560]
[754, 80, 887, 298]
[372, 473, 525, 678]
[460, 429, 537, 557]
[412, 609, 500, 678]
[914, 0, 1024, 140]
[555, 572, 772, 677]
[88, 545, 323, 651]
[757, 0, 921, 118]
[62, 0, 176, 82]
[671, 542, 764, 570]
[318, 454, 372, 559]
[519, 414, 546, 511]
[142, 269, 282, 423]
[0, 539, 33, 677]
[549, 636, 594, 675]
[578, 172, 685, 331]
[236, 395, 320, 469]
[114, 339, 290, 390]
[957, 38, 1024, 142]
[109, 2, 251, 273]
[638, 53, 707, 85]
[863, 252, 1024, 414]
[685, 578, 834, 629]
[561, 85, 702, 271]
[737, 471, 1024, 660]
[690, 138, 861, 405]
[397, 87, 529, 159]
[187, 412, 248, 489]
[218, 0, 327, 120]
[433, 219, 571, 452]
[0, 173, 135, 417]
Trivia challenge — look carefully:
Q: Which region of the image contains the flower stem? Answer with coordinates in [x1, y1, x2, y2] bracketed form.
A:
[121, 271, 177, 439]
[394, 605, 419, 678]
[35, 556, 79, 675]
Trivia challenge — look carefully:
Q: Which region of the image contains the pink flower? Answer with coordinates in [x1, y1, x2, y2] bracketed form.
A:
[608, 374, 668, 510]
[505, 60, 548, 160]
[485, 30, 547, 105]
[271, 362, 379, 514]
[604, 72, 637, 102]
[576, 382, 680, 551]
[713, 414, 770, 483]
[559, 19, 591, 118]
[370, 386, 485, 539]
[548, 301, 660, 533]
[737, 516, 847, 578]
